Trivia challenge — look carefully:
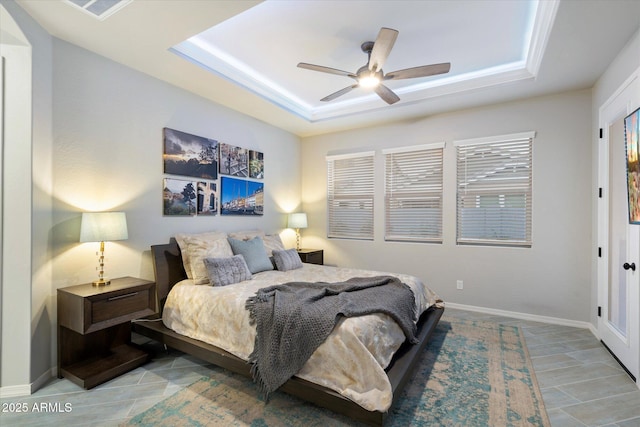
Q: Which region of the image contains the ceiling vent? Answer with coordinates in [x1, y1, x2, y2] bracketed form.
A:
[64, 0, 133, 20]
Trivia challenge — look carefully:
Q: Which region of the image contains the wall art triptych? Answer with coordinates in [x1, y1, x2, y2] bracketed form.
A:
[162, 127, 264, 217]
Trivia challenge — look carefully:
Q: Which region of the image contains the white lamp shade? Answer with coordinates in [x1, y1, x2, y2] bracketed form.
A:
[80, 212, 128, 242]
[287, 212, 308, 229]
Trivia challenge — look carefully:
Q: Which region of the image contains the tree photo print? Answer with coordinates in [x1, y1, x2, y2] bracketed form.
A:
[163, 178, 197, 216]
[163, 127, 218, 180]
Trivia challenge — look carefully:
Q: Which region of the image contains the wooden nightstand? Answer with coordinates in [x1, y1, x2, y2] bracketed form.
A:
[57, 276, 156, 389]
[297, 249, 324, 265]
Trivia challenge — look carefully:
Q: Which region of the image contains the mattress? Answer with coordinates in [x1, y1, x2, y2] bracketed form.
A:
[162, 263, 443, 411]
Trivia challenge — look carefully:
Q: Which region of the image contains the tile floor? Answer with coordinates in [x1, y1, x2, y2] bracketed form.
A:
[448, 309, 640, 427]
[1, 308, 639, 426]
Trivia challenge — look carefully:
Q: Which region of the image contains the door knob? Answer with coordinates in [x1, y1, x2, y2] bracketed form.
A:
[623, 262, 636, 271]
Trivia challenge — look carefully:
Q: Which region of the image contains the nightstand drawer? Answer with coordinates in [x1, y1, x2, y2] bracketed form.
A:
[58, 277, 155, 334]
[92, 289, 150, 324]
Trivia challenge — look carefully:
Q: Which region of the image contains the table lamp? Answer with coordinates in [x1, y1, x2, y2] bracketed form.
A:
[80, 211, 128, 286]
[287, 212, 307, 251]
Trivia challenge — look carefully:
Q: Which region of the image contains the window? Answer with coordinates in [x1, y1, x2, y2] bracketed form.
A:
[455, 132, 534, 246]
[383, 143, 444, 242]
[326, 152, 375, 240]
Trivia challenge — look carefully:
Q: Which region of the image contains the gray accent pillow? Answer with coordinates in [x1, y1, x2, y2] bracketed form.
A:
[203, 255, 252, 286]
[227, 236, 274, 274]
[273, 248, 303, 271]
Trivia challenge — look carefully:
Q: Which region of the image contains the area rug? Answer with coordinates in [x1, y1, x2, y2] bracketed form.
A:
[124, 318, 550, 426]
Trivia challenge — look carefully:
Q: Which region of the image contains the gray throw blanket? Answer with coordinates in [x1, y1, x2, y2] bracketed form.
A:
[245, 275, 418, 399]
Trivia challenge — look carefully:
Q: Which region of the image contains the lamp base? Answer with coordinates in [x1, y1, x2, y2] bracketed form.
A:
[295, 229, 301, 251]
[92, 278, 111, 286]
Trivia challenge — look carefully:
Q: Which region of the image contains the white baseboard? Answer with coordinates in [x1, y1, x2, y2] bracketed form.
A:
[0, 383, 31, 398]
[445, 302, 598, 338]
[0, 368, 55, 398]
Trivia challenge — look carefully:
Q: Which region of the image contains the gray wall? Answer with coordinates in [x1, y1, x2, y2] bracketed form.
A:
[300, 89, 593, 322]
[50, 39, 302, 291]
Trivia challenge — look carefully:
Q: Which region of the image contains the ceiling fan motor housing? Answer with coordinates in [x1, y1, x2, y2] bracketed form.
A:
[361, 41, 375, 53]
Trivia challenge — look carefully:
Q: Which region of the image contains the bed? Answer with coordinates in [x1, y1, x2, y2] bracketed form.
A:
[132, 233, 444, 426]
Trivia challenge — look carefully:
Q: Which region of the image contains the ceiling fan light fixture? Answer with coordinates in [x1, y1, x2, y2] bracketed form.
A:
[358, 74, 381, 88]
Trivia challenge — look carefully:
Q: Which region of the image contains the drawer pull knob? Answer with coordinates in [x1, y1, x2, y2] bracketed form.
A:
[108, 292, 138, 301]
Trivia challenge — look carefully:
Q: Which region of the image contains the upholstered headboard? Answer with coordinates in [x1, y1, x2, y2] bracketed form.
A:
[151, 238, 188, 311]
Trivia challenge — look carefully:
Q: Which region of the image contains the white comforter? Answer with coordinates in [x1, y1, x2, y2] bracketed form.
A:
[162, 263, 443, 412]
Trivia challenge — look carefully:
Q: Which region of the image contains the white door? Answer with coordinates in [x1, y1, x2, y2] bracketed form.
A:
[598, 69, 640, 383]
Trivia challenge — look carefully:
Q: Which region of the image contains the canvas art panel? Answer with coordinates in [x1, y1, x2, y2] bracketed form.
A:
[197, 181, 218, 216]
[163, 128, 218, 180]
[220, 176, 264, 216]
[219, 143, 249, 177]
[625, 107, 640, 224]
[249, 150, 264, 179]
[164, 178, 197, 216]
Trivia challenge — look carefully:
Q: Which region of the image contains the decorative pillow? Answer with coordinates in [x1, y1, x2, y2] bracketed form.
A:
[228, 229, 265, 241]
[189, 241, 235, 285]
[175, 231, 228, 279]
[227, 236, 274, 274]
[263, 233, 286, 257]
[203, 255, 252, 287]
[272, 248, 304, 271]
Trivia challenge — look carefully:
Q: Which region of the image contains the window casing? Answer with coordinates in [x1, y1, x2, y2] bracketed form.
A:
[455, 132, 534, 247]
[383, 143, 444, 243]
[326, 152, 375, 240]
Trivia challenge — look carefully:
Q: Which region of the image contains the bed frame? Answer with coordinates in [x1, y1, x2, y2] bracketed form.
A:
[132, 238, 444, 426]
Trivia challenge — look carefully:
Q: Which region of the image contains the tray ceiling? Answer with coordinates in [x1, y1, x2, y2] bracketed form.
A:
[172, 1, 553, 122]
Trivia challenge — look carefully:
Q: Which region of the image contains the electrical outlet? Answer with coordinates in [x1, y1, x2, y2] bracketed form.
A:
[456, 280, 463, 290]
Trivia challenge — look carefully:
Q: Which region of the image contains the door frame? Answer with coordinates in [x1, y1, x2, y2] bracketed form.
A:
[597, 67, 640, 385]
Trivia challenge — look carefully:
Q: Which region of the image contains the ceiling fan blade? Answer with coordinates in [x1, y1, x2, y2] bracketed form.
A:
[384, 63, 451, 81]
[374, 84, 400, 105]
[321, 84, 359, 102]
[368, 27, 399, 72]
[384, 62, 451, 80]
[298, 63, 356, 78]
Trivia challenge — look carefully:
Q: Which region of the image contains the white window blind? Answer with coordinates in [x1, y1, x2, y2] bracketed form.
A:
[326, 152, 375, 240]
[455, 132, 534, 246]
[383, 143, 444, 242]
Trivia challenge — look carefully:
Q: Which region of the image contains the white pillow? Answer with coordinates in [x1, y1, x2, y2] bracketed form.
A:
[263, 233, 286, 257]
[228, 229, 265, 241]
[174, 231, 231, 282]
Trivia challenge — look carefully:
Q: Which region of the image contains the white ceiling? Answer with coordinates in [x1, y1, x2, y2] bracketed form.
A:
[14, 0, 640, 137]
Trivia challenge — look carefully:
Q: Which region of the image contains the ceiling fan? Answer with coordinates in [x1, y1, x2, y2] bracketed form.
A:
[298, 27, 451, 105]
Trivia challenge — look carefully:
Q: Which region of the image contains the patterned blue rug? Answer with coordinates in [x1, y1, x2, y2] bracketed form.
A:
[124, 318, 550, 426]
